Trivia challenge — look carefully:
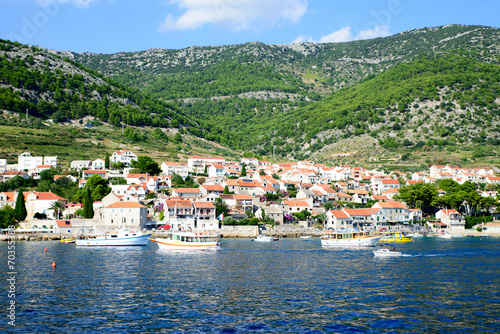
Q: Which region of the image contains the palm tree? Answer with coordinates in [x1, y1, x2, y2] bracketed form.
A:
[50, 201, 65, 219]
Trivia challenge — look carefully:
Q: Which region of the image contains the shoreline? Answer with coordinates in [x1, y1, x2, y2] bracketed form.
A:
[1, 230, 498, 242]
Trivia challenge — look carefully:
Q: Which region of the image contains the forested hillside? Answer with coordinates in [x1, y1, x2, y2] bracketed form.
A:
[66, 24, 500, 159]
[0, 38, 191, 129]
[1, 25, 500, 166]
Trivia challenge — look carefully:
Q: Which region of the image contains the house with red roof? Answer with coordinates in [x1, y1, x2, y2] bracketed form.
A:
[373, 201, 409, 224]
[28, 165, 53, 179]
[111, 149, 138, 167]
[282, 200, 312, 214]
[0, 191, 67, 220]
[192, 202, 217, 229]
[103, 201, 148, 229]
[199, 184, 224, 196]
[485, 175, 500, 185]
[436, 208, 464, 230]
[326, 210, 353, 230]
[160, 161, 189, 177]
[372, 178, 400, 195]
[126, 173, 148, 184]
[0, 170, 29, 182]
[188, 155, 225, 173]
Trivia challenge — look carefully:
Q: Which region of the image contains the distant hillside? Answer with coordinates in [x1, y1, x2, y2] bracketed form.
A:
[65, 24, 500, 159]
[1, 25, 500, 168]
[0, 38, 192, 129]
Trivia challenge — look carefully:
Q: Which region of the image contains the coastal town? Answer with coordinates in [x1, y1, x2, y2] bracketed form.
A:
[1, 149, 499, 238]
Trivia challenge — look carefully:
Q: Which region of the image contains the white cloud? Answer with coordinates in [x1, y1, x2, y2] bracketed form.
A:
[318, 26, 353, 43]
[36, 0, 102, 9]
[292, 24, 391, 44]
[291, 35, 312, 44]
[354, 24, 391, 40]
[158, 0, 308, 32]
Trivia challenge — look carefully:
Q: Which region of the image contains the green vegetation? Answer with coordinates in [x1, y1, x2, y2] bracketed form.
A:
[14, 188, 27, 223]
[1, 25, 500, 166]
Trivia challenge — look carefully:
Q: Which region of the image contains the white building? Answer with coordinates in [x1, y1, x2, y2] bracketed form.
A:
[160, 162, 189, 177]
[103, 201, 148, 230]
[111, 149, 138, 167]
[436, 208, 465, 231]
[187, 155, 225, 173]
[71, 160, 92, 170]
[92, 159, 106, 170]
[18, 153, 57, 170]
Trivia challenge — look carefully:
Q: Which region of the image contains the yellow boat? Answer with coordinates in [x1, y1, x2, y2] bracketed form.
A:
[60, 238, 75, 244]
[379, 232, 412, 243]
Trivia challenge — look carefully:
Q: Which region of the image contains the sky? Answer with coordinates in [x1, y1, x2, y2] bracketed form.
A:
[1, 0, 499, 54]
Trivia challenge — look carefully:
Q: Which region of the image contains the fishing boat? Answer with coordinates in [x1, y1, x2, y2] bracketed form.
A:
[150, 231, 221, 250]
[75, 228, 151, 246]
[320, 229, 382, 247]
[379, 232, 412, 243]
[60, 238, 75, 244]
[253, 235, 279, 242]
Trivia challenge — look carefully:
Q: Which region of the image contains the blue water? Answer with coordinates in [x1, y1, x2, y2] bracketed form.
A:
[1, 237, 500, 333]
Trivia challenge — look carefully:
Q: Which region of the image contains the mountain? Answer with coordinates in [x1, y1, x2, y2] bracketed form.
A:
[0, 38, 193, 128]
[1, 24, 500, 167]
[66, 24, 500, 163]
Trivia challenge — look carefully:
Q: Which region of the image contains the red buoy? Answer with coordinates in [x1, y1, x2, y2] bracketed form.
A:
[44, 248, 47, 252]
[52, 262, 56, 268]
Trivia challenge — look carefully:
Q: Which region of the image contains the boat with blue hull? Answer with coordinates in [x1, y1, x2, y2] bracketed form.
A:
[76, 228, 150, 246]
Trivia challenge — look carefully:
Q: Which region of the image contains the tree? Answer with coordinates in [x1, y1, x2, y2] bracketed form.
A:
[173, 132, 182, 143]
[83, 187, 94, 218]
[112, 162, 126, 171]
[14, 189, 27, 223]
[214, 197, 228, 217]
[0, 205, 16, 229]
[223, 185, 234, 195]
[241, 163, 247, 177]
[105, 152, 110, 169]
[40, 168, 57, 182]
[322, 201, 334, 211]
[50, 201, 64, 219]
[131, 155, 161, 175]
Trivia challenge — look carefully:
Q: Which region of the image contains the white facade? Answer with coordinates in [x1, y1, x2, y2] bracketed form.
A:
[103, 201, 148, 230]
[71, 160, 92, 170]
[18, 152, 42, 171]
[92, 159, 105, 170]
[111, 149, 138, 167]
[160, 162, 189, 177]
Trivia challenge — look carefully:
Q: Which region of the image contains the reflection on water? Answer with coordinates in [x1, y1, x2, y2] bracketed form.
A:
[1, 237, 499, 333]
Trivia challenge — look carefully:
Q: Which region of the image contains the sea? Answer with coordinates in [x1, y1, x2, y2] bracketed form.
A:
[1, 236, 499, 333]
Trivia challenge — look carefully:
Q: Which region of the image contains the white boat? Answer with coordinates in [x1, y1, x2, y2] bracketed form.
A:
[253, 235, 279, 242]
[373, 248, 402, 257]
[321, 229, 382, 247]
[439, 232, 452, 239]
[75, 228, 151, 246]
[150, 231, 221, 250]
[299, 235, 312, 239]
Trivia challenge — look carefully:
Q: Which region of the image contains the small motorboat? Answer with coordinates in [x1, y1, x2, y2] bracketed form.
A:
[373, 248, 402, 257]
[60, 238, 75, 244]
[253, 235, 279, 242]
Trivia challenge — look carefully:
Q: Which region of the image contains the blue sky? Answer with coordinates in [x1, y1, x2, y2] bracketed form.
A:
[1, 0, 499, 54]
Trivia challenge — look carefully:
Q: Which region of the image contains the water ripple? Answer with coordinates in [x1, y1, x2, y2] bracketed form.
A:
[0, 237, 499, 333]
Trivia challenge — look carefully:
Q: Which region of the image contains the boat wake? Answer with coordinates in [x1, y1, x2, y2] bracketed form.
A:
[402, 253, 448, 257]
